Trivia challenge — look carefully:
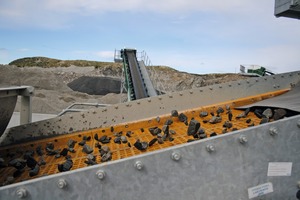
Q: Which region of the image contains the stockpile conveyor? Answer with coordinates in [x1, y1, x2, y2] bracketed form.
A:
[0, 71, 300, 199]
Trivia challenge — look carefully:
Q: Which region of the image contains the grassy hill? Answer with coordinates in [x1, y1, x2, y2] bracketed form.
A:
[9, 57, 122, 68]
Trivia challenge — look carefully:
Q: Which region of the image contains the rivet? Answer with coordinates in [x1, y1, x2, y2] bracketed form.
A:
[57, 179, 67, 189]
[206, 144, 215, 152]
[269, 127, 278, 136]
[171, 152, 181, 161]
[134, 161, 144, 170]
[16, 188, 27, 199]
[96, 170, 106, 180]
[297, 120, 300, 128]
[239, 135, 248, 144]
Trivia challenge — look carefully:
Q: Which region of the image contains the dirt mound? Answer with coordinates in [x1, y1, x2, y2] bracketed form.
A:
[68, 76, 121, 95]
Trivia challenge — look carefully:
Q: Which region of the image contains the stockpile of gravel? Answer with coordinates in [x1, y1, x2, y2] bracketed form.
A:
[67, 76, 122, 95]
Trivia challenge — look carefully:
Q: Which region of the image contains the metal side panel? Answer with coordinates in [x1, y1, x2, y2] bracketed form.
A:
[1, 71, 300, 146]
[0, 96, 17, 137]
[1, 115, 300, 200]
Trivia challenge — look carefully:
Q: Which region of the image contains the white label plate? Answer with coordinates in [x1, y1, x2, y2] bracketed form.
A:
[248, 182, 273, 199]
[267, 162, 292, 176]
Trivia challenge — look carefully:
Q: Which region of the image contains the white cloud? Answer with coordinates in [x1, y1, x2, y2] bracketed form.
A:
[94, 51, 115, 59]
[0, 0, 268, 29]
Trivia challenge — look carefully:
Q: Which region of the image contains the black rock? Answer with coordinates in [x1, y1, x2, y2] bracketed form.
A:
[178, 113, 188, 122]
[114, 137, 121, 144]
[67, 139, 77, 148]
[197, 128, 205, 135]
[210, 111, 215, 116]
[29, 164, 40, 177]
[78, 140, 86, 146]
[126, 131, 133, 137]
[228, 111, 233, 121]
[94, 133, 99, 141]
[149, 127, 158, 136]
[128, 142, 131, 147]
[60, 148, 69, 156]
[187, 119, 200, 136]
[223, 121, 233, 129]
[254, 109, 263, 119]
[26, 156, 37, 169]
[140, 128, 145, 132]
[157, 138, 164, 144]
[171, 110, 179, 117]
[82, 144, 93, 154]
[99, 135, 111, 144]
[36, 145, 44, 156]
[9, 158, 26, 170]
[232, 128, 238, 131]
[199, 111, 208, 118]
[260, 117, 269, 124]
[46, 148, 60, 156]
[58, 157, 73, 172]
[162, 125, 169, 135]
[202, 119, 209, 123]
[210, 132, 217, 137]
[209, 116, 222, 124]
[262, 108, 273, 118]
[187, 139, 195, 143]
[101, 152, 112, 162]
[46, 142, 54, 150]
[170, 130, 176, 135]
[149, 138, 158, 146]
[95, 142, 101, 149]
[216, 107, 225, 115]
[68, 148, 76, 153]
[134, 140, 148, 151]
[273, 109, 287, 121]
[246, 119, 251, 124]
[164, 119, 173, 126]
[38, 156, 46, 166]
[199, 134, 207, 139]
[120, 136, 128, 143]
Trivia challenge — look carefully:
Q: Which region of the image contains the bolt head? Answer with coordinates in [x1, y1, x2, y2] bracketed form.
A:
[239, 135, 248, 144]
[134, 161, 143, 170]
[206, 144, 215, 152]
[57, 179, 67, 189]
[16, 188, 27, 199]
[96, 170, 106, 180]
[269, 127, 278, 136]
[171, 152, 181, 161]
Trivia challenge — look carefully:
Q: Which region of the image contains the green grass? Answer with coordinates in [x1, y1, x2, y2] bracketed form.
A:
[9, 57, 122, 68]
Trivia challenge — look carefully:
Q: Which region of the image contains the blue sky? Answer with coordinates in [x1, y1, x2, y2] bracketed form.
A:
[0, 0, 299, 74]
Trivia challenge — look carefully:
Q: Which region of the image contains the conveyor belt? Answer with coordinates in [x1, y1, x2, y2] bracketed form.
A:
[124, 50, 148, 99]
[0, 89, 296, 186]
